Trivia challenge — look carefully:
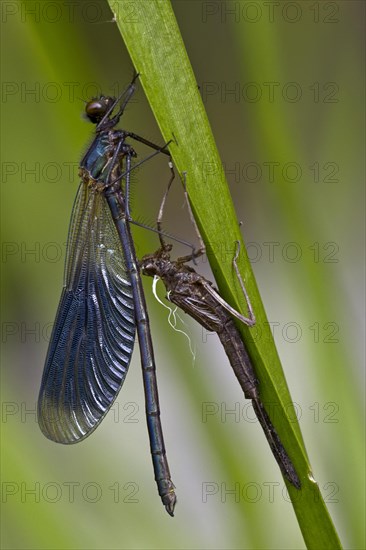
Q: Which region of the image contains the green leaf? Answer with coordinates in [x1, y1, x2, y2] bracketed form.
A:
[108, 1, 342, 547]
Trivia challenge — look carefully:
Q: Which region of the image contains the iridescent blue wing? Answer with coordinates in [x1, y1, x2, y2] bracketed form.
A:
[38, 182, 136, 443]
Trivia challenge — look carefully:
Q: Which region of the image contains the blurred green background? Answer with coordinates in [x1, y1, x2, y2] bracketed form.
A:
[1, 1, 364, 548]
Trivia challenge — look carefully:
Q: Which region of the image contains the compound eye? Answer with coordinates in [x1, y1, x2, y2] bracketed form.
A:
[85, 99, 105, 118]
[85, 96, 116, 124]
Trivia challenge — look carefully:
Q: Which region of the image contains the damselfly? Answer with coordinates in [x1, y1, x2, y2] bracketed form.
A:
[140, 175, 301, 490]
[38, 74, 177, 515]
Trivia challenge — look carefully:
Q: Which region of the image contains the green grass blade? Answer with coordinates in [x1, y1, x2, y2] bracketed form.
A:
[108, 1, 342, 547]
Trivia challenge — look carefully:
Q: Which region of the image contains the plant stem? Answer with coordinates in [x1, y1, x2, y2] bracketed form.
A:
[108, 1, 342, 547]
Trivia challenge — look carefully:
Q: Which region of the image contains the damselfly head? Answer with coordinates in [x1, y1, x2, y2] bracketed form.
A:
[140, 247, 173, 278]
[140, 256, 158, 277]
[85, 96, 116, 124]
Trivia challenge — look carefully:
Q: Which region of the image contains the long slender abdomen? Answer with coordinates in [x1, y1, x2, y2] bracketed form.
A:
[217, 322, 301, 489]
[217, 321, 258, 400]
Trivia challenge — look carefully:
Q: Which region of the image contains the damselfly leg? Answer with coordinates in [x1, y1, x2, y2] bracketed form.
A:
[156, 171, 255, 326]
